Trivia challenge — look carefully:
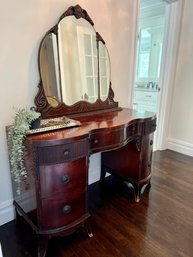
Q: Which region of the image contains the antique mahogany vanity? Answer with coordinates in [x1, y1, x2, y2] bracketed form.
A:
[11, 5, 156, 257]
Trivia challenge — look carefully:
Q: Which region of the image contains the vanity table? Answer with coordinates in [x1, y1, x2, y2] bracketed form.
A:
[10, 5, 156, 257]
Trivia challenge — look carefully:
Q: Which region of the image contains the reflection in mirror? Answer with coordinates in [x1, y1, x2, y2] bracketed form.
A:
[59, 16, 98, 105]
[99, 42, 111, 101]
[39, 33, 61, 107]
[35, 5, 119, 118]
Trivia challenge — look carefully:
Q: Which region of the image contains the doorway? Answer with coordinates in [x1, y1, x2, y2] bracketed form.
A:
[133, 0, 166, 114]
[132, 0, 182, 150]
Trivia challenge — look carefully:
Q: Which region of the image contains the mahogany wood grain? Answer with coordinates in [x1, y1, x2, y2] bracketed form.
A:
[12, 108, 156, 257]
[39, 158, 87, 198]
[1, 150, 193, 257]
[27, 108, 155, 146]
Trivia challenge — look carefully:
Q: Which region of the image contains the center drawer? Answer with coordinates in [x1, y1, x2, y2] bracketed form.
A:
[89, 127, 126, 152]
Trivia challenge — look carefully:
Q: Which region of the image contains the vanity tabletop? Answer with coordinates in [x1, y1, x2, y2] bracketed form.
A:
[26, 108, 156, 146]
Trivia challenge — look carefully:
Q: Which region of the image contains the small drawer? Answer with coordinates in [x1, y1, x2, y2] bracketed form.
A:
[89, 127, 126, 152]
[143, 119, 157, 135]
[40, 191, 86, 229]
[37, 139, 88, 165]
[126, 122, 142, 138]
[135, 91, 158, 103]
[39, 157, 87, 198]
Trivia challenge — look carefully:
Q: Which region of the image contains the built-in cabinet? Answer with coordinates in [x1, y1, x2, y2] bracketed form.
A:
[133, 88, 159, 112]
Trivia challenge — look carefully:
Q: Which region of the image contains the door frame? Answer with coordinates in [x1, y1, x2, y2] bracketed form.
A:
[131, 0, 184, 151]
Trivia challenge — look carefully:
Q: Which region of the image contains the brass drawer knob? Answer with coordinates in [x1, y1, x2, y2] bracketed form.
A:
[94, 139, 99, 144]
[62, 175, 70, 184]
[63, 149, 69, 156]
[62, 205, 71, 214]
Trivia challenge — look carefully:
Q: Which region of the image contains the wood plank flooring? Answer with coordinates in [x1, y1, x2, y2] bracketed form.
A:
[0, 150, 193, 257]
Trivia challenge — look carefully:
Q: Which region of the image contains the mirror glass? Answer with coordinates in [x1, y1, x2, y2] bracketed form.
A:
[36, 5, 119, 118]
[40, 15, 107, 107]
[99, 42, 110, 101]
[39, 33, 61, 107]
[59, 16, 98, 105]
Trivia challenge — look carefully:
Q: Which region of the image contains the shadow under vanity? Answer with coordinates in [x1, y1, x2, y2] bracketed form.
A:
[8, 5, 156, 257]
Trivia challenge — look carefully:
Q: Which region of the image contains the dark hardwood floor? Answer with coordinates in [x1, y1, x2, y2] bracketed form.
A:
[1, 150, 193, 257]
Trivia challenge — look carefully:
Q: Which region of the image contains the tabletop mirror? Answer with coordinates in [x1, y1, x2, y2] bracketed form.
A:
[35, 5, 120, 118]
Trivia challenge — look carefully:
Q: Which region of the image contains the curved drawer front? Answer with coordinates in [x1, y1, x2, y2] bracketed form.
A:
[39, 157, 87, 198]
[89, 127, 126, 152]
[143, 118, 157, 135]
[90, 122, 142, 153]
[37, 139, 88, 165]
[126, 122, 142, 138]
[40, 191, 86, 229]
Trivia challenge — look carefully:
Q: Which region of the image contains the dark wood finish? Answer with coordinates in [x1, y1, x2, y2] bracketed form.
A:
[16, 136, 91, 257]
[101, 133, 153, 202]
[12, 108, 156, 257]
[35, 5, 119, 119]
[60, 4, 94, 25]
[35, 82, 120, 119]
[2, 150, 193, 257]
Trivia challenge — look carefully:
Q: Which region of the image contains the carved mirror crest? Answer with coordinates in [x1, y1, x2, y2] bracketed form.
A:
[35, 5, 119, 118]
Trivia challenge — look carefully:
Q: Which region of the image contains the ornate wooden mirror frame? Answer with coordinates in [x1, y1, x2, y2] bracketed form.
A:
[35, 5, 120, 119]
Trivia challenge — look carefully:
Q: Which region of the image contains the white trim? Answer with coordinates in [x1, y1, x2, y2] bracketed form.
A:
[0, 199, 15, 226]
[88, 170, 100, 185]
[129, 0, 140, 107]
[167, 138, 193, 157]
[155, 0, 184, 150]
[162, 0, 178, 3]
[0, 242, 3, 257]
[0, 188, 36, 225]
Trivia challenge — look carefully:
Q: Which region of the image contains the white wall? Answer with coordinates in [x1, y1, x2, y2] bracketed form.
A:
[167, 0, 193, 156]
[0, 0, 138, 225]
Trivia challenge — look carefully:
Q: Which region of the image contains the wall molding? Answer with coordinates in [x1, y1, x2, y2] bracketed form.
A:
[0, 189, 36, 226]
[89, 170, 100, 185]
[128, 0, 139, 107]
[167, 138, 193, 157]
[156, 0, 184, 151]
[0, 199, 15, 226]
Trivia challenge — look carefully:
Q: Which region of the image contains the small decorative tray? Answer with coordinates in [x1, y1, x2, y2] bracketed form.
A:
[26, 116, 81, 135]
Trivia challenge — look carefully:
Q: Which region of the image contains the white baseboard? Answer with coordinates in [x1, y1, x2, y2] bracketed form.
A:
[167, 138, 193, 157]
[0, 200, 15, 226]
[0, 189, 36, 226]
[0, 242, 3, 257]
[88, 169, 100, 185]
[88, 153, 101, 184]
